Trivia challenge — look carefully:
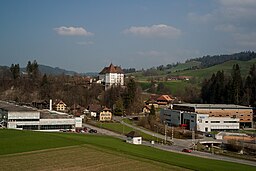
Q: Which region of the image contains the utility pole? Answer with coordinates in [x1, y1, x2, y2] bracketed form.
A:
[164, 122, 167, 144]
[171, 126, 174, 140]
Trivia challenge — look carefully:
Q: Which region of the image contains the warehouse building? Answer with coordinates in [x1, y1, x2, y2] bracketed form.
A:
[160, 108, 240, 132]
[172, 104, 253, 128]
[0, 101, 82, 131]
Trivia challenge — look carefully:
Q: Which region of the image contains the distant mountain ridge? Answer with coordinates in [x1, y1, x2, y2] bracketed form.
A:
[37, 65, 78, 76]
[0, 64, 98, 76]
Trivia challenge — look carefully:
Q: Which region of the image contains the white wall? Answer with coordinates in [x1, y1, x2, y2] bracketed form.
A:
[8, 111, 40, 120]
[132, 137, 142, 144]
[40, 119, 75, 125]
[197, 117, 239, 132]
[75, 117, 82, 127]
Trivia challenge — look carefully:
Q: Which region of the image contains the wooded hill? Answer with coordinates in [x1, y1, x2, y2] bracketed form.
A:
[129, 51, 256, 81]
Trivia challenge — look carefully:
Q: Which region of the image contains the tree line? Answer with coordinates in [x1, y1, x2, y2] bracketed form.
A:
[201, 64, 256, 106]
[188, 51, 256, 68]
[1, 60, 143, 115]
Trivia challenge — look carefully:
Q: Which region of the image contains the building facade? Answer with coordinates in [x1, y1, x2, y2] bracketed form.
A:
[173, 104, 253, 128]
[160, 108, 240, 132]
[99, 63, 124, 90]
[99, 107, 112, 121]
[0, 101, 82, 131]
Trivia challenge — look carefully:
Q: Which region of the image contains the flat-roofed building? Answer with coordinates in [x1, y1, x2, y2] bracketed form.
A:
[0, 101, 82, 131]
[160, 108, 240, 132]
[173, 104, 253, 128]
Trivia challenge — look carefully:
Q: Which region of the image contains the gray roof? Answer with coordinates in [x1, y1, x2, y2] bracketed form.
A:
[173, 104, 252, 109]
[0, 101, 37, 112]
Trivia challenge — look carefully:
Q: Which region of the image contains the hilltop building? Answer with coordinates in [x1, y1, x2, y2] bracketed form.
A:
[99, 63, 124, 90]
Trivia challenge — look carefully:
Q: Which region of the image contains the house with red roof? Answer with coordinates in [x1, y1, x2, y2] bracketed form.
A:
[157, 95, 173, 106]
[99, 63, 124, 90]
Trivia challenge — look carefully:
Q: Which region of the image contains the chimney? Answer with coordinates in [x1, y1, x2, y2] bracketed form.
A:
[50, 99, 52, 111]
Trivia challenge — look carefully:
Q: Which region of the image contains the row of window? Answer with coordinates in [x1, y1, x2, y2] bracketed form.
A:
[9, 119, 39, 122]
[17, 124, 73, 130]
[210, 114, 251, 117]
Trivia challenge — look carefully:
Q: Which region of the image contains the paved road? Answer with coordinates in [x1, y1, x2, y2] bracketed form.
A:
[83, 122, 256, 167]
[115, 117, 193, 147]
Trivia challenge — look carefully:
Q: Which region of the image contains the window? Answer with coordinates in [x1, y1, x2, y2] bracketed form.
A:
[211, 121, 220, 123]
[205, 121, 208, 123]
[224, 121, 238, 123]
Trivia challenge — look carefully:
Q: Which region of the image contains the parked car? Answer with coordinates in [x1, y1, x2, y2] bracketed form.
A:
[89, 129, 97, 133]
[182, 148, 192, 153]
[205, 133, 212, 137]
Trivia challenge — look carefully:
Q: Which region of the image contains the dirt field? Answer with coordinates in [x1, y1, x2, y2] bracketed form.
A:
[0, 145, 189, 171]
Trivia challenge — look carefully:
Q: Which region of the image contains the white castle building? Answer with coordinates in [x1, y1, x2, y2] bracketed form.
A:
[99, 63, 124, 90]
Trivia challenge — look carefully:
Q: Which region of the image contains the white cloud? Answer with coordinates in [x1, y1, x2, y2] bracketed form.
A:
[123, 24, 181, 38]
[76, 41, 94, 45]
[54, 26, 94, 36]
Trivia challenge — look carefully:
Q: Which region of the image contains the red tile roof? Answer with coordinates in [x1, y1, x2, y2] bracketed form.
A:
[157, 95, 172, 102]
[99, 63, 124, 74]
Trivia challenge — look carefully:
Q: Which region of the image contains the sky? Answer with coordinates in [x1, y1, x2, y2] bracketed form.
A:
[1, 0, 256, 73]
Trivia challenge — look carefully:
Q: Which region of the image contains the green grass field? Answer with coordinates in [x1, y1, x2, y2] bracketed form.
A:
[138, 80, 193, 96]
[94, 122, 157, 141]
[0, 129, 255, 171]
[169, 58, 256, 79]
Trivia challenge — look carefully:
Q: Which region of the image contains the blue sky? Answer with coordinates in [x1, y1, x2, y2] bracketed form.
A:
[1, 0, 256, 72]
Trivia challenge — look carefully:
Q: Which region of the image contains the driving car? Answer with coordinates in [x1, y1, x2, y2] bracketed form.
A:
[88, 129, 97, 133]
[182, 148, 192, 153]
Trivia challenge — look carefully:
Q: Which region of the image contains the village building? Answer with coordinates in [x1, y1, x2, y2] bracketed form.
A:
[99, 63, 124, 90]
[53, 100, 67, 112]
[126, 131, 142, 145]
[99, 107, 112, 121]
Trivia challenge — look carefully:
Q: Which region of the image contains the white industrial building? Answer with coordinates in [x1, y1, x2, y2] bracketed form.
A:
[197, 116, 239, 132]
[0, 101, 82, 131]
[160, 108, 239, 132]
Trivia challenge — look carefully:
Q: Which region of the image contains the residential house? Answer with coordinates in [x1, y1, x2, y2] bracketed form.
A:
[157, 95, 173, 106]
[99, 107, 112, 121]
[53, 100, 67, 112]
[70, 104, 85, 117]
[126, 131, 142, 144]
[142, 105, 150, 114]
[32, 100, 49, 110]
[87, 104, 102, 119]
[99, 63, 124, 90]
